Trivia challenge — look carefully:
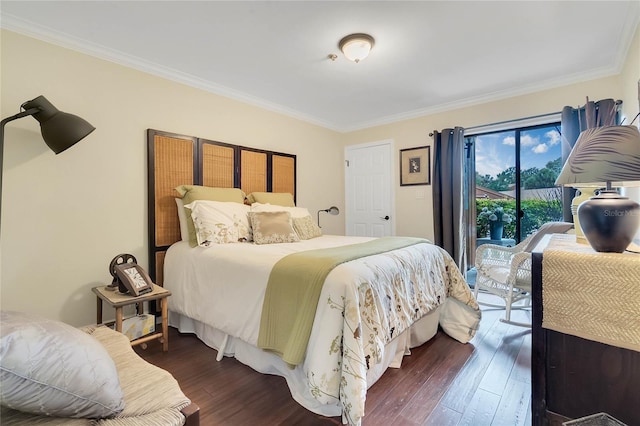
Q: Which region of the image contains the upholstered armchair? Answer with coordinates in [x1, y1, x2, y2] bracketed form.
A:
[0, 311, 199, 425]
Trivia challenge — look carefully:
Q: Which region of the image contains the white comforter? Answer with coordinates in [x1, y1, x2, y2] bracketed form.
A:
[164, 235, 479, 425]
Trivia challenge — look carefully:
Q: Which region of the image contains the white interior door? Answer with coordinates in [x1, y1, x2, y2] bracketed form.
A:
[345, 140, 395, 237]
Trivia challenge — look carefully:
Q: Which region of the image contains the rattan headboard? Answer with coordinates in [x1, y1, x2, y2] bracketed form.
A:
[147, 129, 296, 285]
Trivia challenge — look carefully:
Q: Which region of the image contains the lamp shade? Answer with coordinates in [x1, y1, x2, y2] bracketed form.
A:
[555, 125, 640, 187]
[317, 206, 340, 226]
[21, 96, 95, 154]
[339, 33, 374, 63]
[555, 125, 640, 252]
[325, 206, 339, 215]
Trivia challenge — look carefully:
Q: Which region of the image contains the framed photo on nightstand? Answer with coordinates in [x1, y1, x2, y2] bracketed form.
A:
[115, 263, 154, 296]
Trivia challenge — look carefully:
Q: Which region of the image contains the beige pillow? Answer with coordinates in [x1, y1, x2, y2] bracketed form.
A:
[247, 192, 295, 207]
[293, 215, 323, 240]
[175, 185, 246, 247]
[249, 211, 300, 244]
[250, 203, 310, 218]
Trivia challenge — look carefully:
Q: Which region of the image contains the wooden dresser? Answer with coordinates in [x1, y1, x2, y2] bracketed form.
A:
[531, 234, 640, 426]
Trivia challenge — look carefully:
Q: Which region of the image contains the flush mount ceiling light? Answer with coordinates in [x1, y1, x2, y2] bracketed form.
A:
[338, 33, 375, 63]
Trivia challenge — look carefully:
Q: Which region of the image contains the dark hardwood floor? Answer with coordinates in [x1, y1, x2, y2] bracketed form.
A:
[136, 293, 532, 425]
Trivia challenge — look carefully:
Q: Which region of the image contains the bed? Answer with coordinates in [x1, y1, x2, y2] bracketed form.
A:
[147, 129, 481, 425]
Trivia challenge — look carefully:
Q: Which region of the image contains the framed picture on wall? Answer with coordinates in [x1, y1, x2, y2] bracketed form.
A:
[400, 146, 430, 186]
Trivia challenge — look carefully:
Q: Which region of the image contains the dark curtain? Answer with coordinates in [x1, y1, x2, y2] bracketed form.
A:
[432, 127, 466, 271]
[560, 98, 621, 220]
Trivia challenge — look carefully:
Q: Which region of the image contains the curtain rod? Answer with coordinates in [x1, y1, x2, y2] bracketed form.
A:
[428, 111, 561, 138]
[464, 111, 561, 135]
[430, 99, 623, 137]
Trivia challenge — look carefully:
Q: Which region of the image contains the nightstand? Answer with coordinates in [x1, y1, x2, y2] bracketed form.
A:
[92, 284, 171, 352]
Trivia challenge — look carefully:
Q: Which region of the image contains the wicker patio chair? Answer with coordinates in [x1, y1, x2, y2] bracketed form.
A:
[474, 221, 573, 327]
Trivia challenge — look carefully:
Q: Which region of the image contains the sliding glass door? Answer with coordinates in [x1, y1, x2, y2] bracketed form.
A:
[466, 122, 563, 268]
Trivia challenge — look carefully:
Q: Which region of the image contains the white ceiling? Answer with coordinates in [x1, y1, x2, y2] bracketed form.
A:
[1, 1, 639, 132]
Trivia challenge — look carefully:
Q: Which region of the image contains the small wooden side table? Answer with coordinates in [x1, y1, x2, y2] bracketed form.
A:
[92, 284, 171, 352]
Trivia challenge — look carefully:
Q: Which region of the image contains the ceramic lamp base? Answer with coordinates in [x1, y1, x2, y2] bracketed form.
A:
[571, 186, 599, 245]
[578, 190, 640, 253]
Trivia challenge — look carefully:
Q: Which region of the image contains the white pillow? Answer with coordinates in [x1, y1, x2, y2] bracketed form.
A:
[438, 298, 480, 344]
[186, 200, 251, 246]
[250, 203, 311, 219]
[0, 311, 125, 418]
[175, 198, 189, 241]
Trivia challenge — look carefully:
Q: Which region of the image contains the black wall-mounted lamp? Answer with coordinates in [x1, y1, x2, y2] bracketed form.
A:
[317, 206, 340, 227]
[0, 95, 95, 226]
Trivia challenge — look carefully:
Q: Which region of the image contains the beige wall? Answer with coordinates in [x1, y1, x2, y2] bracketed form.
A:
[340, 76, 623, 239]
[620, 23, 640, 123]
[340, 21, 640, 239]
[619, 24, 640, 233]
[0, 30, 344, 326]
[1, 24, 637, 326]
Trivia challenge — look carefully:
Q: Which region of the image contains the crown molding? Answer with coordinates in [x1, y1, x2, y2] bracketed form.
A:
[2, 6, 638, 135]
[341, 66, 622, 133]
[0, 13, 339, 131]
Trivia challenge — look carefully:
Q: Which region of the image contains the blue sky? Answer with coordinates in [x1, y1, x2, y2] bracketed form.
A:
[474, 125, 562, 177]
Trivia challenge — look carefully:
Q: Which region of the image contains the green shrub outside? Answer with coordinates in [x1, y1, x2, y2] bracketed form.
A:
[476, 199, 563, 240]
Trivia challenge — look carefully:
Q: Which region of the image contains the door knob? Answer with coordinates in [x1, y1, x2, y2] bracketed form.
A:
[381, 215, 390, 221]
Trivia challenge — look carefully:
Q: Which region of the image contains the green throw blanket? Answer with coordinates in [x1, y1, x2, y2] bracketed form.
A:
[257, 236, 430, 367]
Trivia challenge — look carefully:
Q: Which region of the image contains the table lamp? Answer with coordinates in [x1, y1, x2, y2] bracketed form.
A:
[555, 125, 640, 252]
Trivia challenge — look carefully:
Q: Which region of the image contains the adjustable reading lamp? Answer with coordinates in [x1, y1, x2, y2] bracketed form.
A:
[317, 206, 340, 227]
[0, 95, 95, 228]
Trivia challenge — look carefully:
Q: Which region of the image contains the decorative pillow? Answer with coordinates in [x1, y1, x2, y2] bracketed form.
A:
[246, 192, 295, 207]
[292, 215, 323, 240]
[0, 311, 125, 418]
[175, 185, 246, 202]
[186, 200, 251, 246]
[248, 211, 300, 244]
[175, 185, 246, 247]
[175, 198, 189, 241]
[250, 203, 311, 219]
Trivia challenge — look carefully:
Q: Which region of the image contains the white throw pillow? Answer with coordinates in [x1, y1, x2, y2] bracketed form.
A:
[438, 298, 481, 344]
[0, 311, 125, 418]
[186, 200, 251, 246]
